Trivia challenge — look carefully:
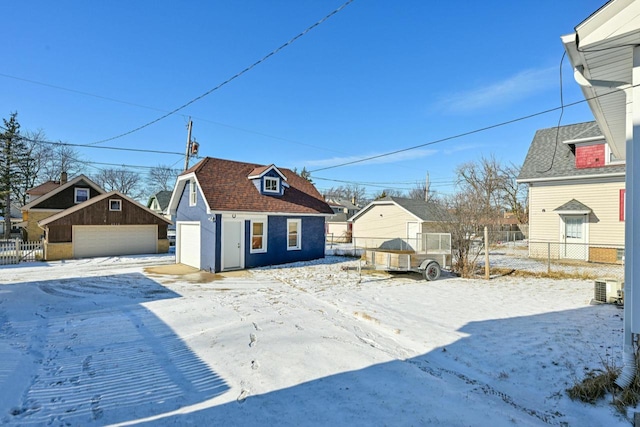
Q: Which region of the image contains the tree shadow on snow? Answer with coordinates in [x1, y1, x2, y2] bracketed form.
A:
[0, 273, 229, 426]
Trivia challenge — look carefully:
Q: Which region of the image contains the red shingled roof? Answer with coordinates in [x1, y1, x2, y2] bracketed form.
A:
[185, 157, 333, 215]
[26, 180, 61, 195]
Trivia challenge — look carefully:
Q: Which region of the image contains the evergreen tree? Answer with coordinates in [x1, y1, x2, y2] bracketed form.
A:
[1, 112, 26, 239]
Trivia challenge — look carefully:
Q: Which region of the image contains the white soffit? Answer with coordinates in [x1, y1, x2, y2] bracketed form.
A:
[562, 0, 640, 160]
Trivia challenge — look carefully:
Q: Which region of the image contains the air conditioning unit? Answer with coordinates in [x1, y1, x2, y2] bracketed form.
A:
[594, 278, 624, 304]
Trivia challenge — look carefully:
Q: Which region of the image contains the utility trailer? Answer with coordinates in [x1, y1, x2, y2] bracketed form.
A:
[362, 233, 451, 281]
[363, 250, 443, 280]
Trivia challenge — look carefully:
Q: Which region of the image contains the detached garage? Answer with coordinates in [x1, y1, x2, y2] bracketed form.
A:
[38, 191, 172, 261]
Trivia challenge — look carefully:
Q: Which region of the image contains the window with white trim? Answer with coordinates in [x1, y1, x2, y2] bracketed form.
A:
[264, 177, 279, 193]
[74, 188, 89, 203]
[189, 180, 197, 206]
[250, 220, 267, 253]
[287, 219, 301, 250]
[109, 199, 122, 211]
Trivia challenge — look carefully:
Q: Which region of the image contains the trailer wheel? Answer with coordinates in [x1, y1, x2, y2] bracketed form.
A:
[423, 262, 441, 281]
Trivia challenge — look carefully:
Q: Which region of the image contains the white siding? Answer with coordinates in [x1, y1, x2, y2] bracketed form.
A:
[352, 203, 419, 248]
[528, 178, 624, 246]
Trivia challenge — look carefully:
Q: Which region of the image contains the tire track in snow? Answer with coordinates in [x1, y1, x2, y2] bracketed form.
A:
[407, 358, 565, 425]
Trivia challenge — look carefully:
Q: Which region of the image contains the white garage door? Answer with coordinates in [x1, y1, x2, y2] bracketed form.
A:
[177, 222, 200, 269]
[74, 225, 157, 258]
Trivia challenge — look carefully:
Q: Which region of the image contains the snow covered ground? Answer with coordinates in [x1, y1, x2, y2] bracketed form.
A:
[0, 253, 630, 426]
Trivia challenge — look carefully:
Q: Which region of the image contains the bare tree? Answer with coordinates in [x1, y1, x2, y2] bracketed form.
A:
[41, 144, 85, 181]
[146, 164, 179, 194]
[93, 168, 143, 199]
[407, 181, 438, 202]
[433, 191, 486, 278]
[455, 154, 508, 226]
[323, 184, 367, 205]
[502, 162, 528, 224]
[372, 188, 405, 200]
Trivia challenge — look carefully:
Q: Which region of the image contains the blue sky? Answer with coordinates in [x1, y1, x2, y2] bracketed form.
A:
[2, 0, 607, 199]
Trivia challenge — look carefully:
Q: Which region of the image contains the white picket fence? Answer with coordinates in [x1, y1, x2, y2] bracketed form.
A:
[0, 239, 43, 265]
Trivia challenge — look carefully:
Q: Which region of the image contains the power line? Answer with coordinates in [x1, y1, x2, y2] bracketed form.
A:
[0, 72, 347, 155]
[0, 127, 187, 156]
[308, 99, 589, 173]
[85, 0, 355, 146]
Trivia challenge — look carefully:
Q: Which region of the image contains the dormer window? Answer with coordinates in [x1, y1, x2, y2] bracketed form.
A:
[75, 188, 90, 203]
[264, 177, 279, 193]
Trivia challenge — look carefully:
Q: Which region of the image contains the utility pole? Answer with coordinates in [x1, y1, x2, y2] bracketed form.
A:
[184, 118, 193, 171]
[425, 172, 430, 202]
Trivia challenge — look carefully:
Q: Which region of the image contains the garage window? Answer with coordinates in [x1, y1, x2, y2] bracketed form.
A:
[109, 199, 122, 211]
[189, 180, 197, 206]
[75, 188, 90, 203]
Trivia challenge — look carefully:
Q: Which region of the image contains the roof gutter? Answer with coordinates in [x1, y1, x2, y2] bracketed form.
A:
[517, 171, 625, 184]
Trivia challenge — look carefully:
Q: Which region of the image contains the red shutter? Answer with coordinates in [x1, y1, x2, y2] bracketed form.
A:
[620, 189, 626, 221]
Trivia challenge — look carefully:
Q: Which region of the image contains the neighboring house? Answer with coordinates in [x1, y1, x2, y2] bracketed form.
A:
[517, 121, 625, 263]
[0, 203, 23, 238]
[147, 190, 173, 219]
[168, 157, 333, 272]
[148, 190, 176, 245]
[21, 174, 105, 241]
[39, 191, 172, 261]
[325, 198, 360, 242]
[350, 196, 445, 250]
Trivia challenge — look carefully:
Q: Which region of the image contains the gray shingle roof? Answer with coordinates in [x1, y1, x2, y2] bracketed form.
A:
[517, 121, 625, 182]
[154, 191, 173, 211]
[385, 196, 443, 221]
[554, 199, 592, 212]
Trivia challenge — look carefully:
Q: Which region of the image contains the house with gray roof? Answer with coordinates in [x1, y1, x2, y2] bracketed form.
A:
[517, 121, 625, 263]
[350, 196, 445, 251]
[325, 198, 361, 243]
[147, 190, 173, 219]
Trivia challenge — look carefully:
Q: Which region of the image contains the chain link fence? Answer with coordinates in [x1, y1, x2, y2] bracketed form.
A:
[327, 230, 624, 280]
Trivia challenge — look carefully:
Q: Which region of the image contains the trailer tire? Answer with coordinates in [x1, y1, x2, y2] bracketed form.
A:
[423, 262, 441, 281]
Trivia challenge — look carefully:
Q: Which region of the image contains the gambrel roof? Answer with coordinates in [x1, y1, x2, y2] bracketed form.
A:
[170, 157, 333, 215]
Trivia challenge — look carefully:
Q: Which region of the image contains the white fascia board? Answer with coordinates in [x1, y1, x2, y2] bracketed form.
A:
[213, 210, 331, 218]
[575, 0, 638, 49]
[562, 136, 605, 145]
[350, 200, 422, 223]
[517, 171, 625, 184]
[168, 173, 212, 215]
[247, 165, 288, 181]
[555, 209, 591, 215]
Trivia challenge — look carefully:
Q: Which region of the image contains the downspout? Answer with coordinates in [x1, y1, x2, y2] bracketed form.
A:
[573, 65, 636, 388]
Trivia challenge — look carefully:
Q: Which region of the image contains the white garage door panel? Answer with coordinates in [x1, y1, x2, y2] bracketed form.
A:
[74, 225, 157, 258]
[178, 223, 200, 269]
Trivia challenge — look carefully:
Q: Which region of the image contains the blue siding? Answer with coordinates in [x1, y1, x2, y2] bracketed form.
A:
[244, 215, 325, 268]
[258, 169, 285, 196]
[175, 182, 216, 272]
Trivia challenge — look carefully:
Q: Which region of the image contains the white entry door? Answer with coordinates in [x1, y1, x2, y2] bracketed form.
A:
[562, 215, 587, 260]
[222, 220, 243, 270]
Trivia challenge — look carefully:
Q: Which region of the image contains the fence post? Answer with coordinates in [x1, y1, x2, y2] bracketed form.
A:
[15, 238, 20, 264]
[547, 242, 551, 274]
[484, 226, 490, 280]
